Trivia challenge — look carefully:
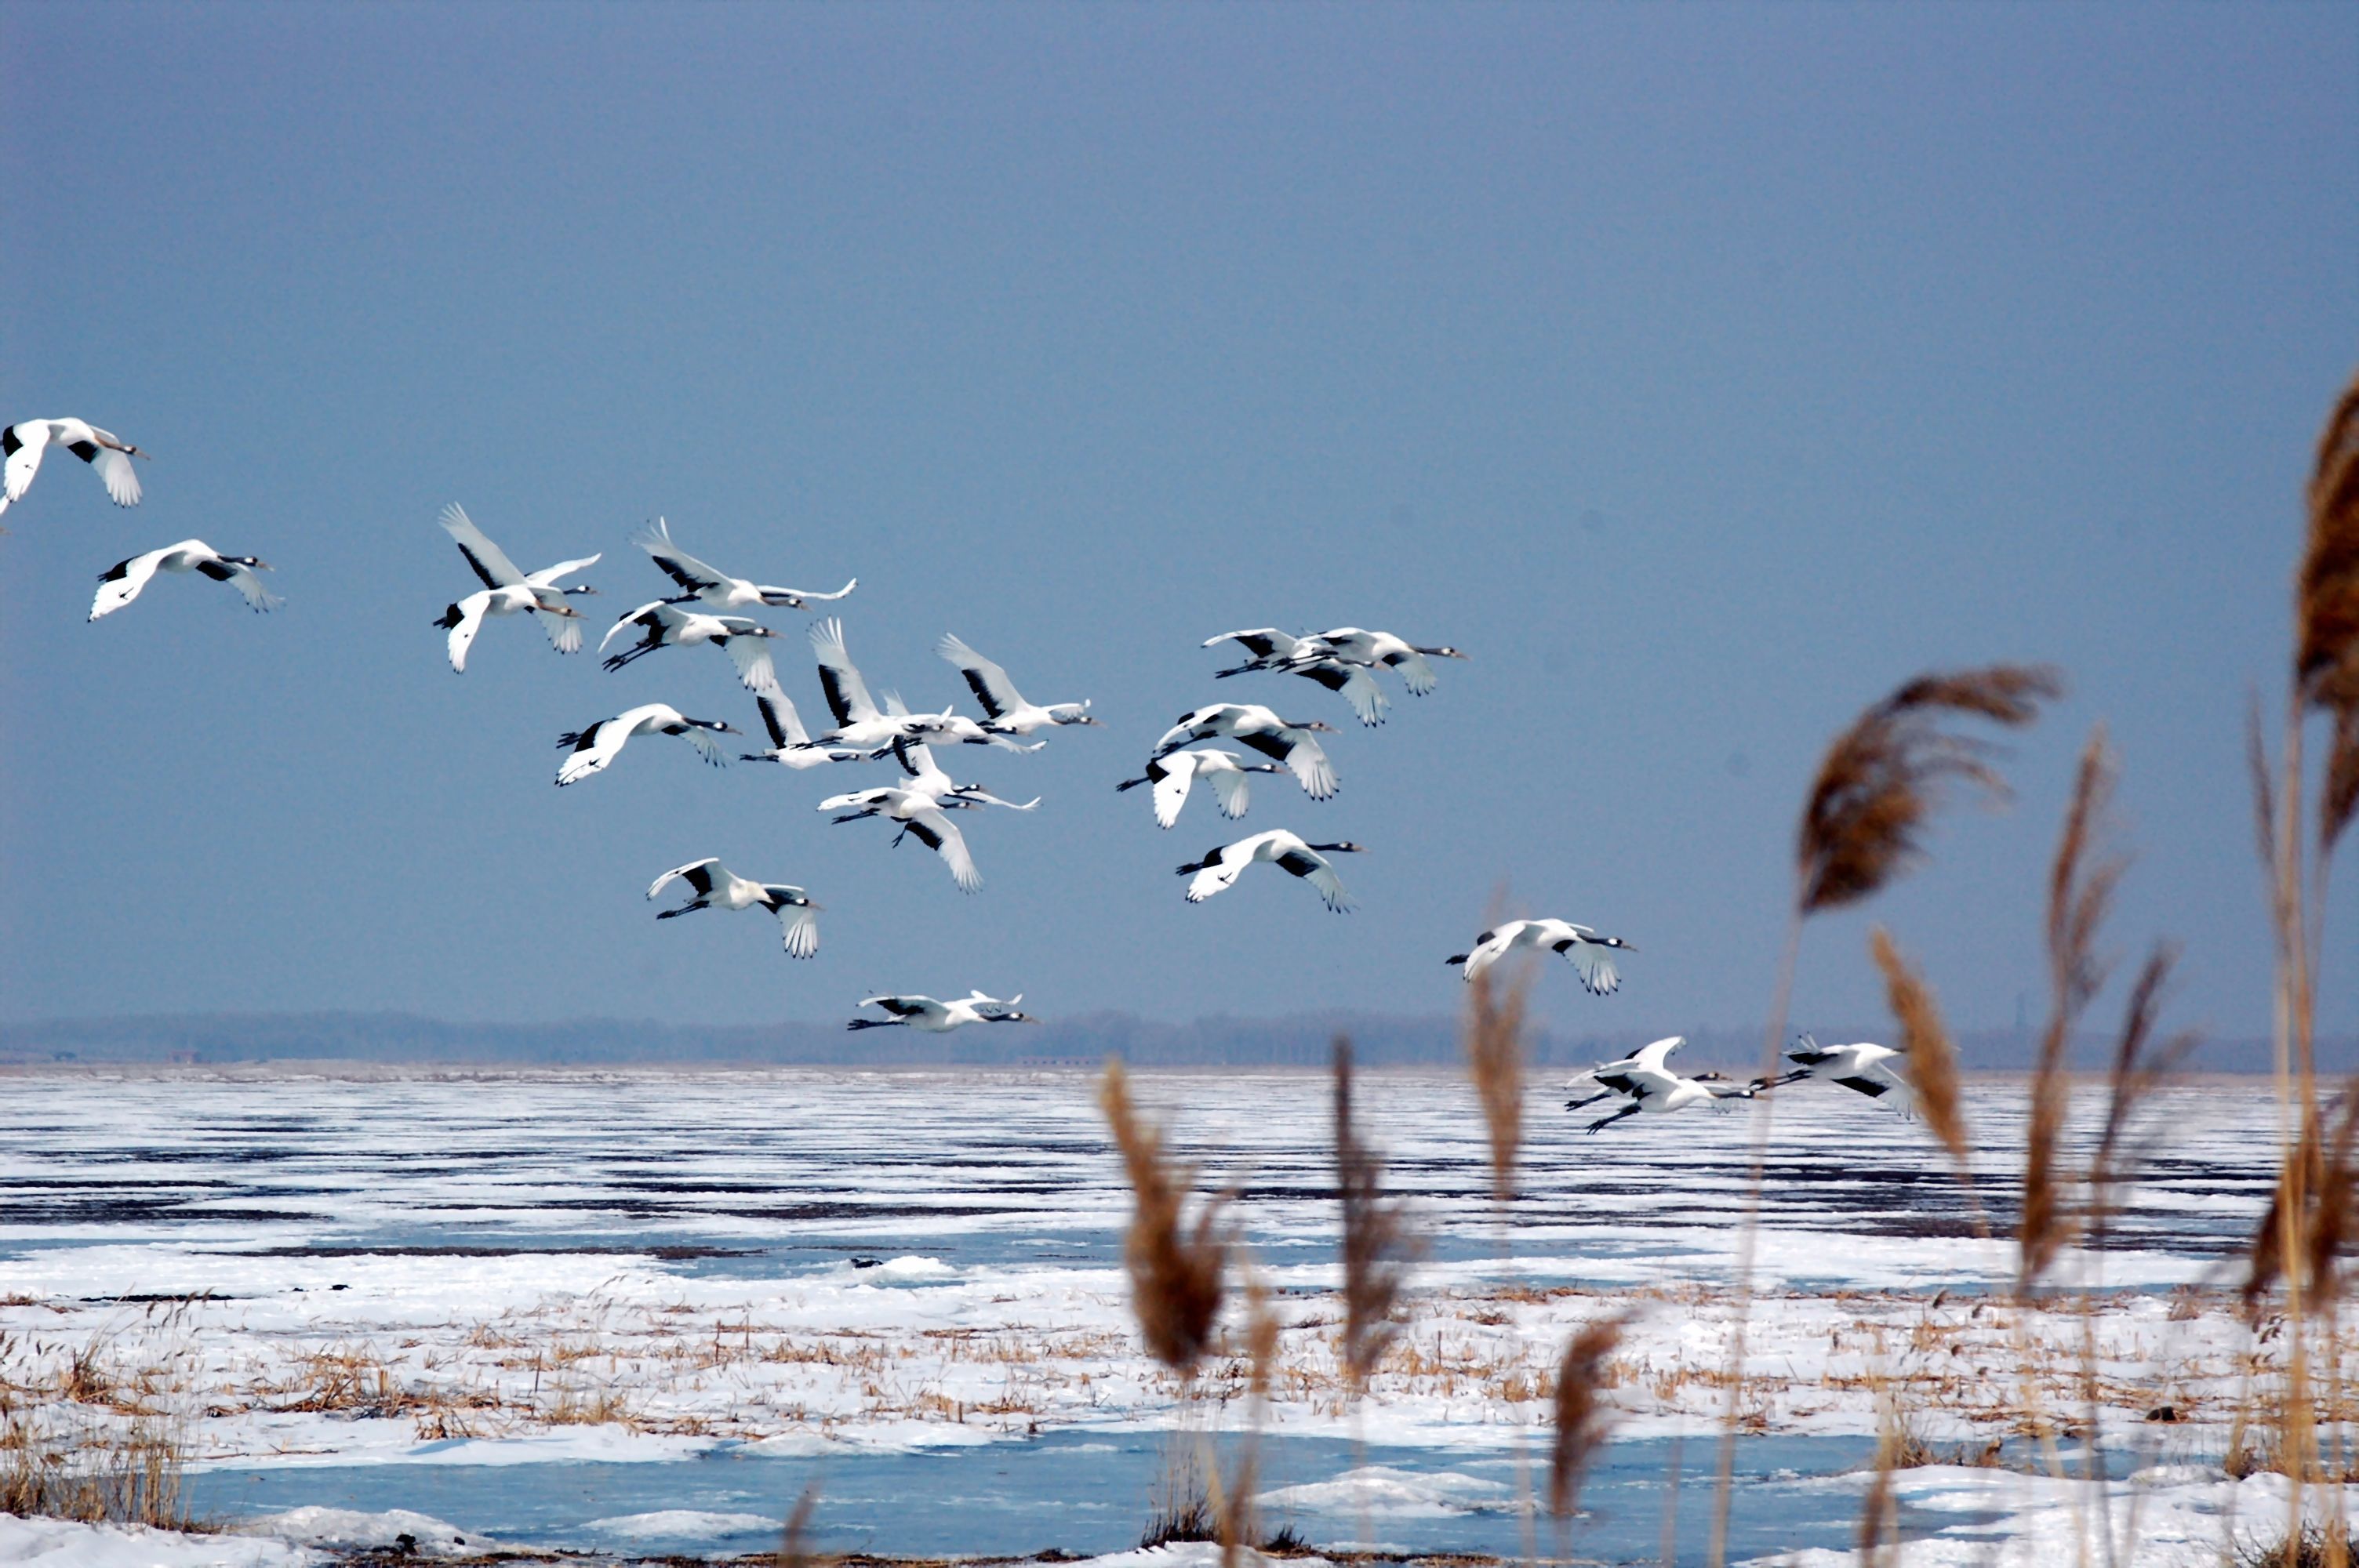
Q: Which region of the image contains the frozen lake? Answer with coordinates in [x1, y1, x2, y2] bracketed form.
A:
[0, 1066, 2292, 1563]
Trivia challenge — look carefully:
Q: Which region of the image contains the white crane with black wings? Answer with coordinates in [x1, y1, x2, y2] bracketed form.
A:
[634, 517, 854, 611]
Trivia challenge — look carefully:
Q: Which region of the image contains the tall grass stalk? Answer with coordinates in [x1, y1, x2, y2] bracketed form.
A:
[1460, 957, 1536, 1564]
[1334, 1034, 1421, 1553]
[1707, 663, 2058, 1568]
[2247, 366, 2359, 1558]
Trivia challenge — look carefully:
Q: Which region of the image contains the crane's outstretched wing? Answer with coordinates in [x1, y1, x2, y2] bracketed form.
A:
[2, 422, 49, 506]
[722, 630, 780, 692]
[440, 503, 529, 589]
[1274, 845, 1354, 912]
[901, 806, 982, 893]
[89, 545, 171, 621]
[773, 898, 820, 959]
[633, 517, 731, 596]
[809, 617, 880, 725]
[1296, 660, 1389, 727]
[443, 590, 493, 671]
[936, 634, 1026, 722]
[196, 557, 282, 613]
[84, 443, 142, 507]
[556, 716, 633, 785]
[1555, 934, 1623, 996]
[648, 858, 722, 900]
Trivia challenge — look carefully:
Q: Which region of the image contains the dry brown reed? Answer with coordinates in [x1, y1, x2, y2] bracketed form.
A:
[1219, 1279, 1281, 1568]
[2021, 727, 2128, 1296]
[2297, 372, 2359, 719]
[1461, 963, 1528, 1208]
[1334, 1036, 1421, 1392]
[775, 1482, 820, 1568]
[2085, 945, 2194, 1254]
[1547, 1314, 1623, 1522]
[2249, 1080, 2359, 1318]
[1797, 664, 2062, 915]
[0, 1414, 188, 1530]
[1099, 1060, 1228, 1376]
[1866, 926, 1969, 1173]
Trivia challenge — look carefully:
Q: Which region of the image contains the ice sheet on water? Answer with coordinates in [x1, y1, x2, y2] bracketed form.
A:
[244, 1504, 484, 1556]
[585, 1508, 780, 1540]
[0, 1513, 311, 1566]
[1740, 1465, 2359, 1568]
[1254, 1465, 1513, 1517]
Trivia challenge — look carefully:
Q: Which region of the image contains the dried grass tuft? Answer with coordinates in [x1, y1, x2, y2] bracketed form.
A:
[1797, 664, 2061, 914]
[2020, 726, 2126, 1295]
[1866, 927, 1969, 1173]
[1461, 962, 1529, 1207]
[1547, 1314, 1624, 1520]
[1099, 1059, 1228, 1376]
[1219, 1279, 1281, 1568]
[1334, 1036, 1421, 1392]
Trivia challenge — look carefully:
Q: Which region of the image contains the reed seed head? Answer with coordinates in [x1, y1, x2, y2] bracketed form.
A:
[1334, 1036, 1421, 1392]
[2302, 371, 2359, 854]
[1547, 1314, 1624, 1519]
[1798, 665, 2061, 916]
[1461, 960, 1529, 1207]
[1866, 927, 1968, 1173]
[1098, 1059, 1228, 1376]
[2022, 726, 2127, 1296]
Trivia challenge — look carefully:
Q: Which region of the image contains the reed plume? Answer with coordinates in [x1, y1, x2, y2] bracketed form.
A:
[2085, 945, 2192, 1252]
[776, 1483, 820, 1568]
[2020, 727, 2127, 1296]
[1334, 1036, 1421, 1392]
[1099, 1060, 1228, 1374]
[1797, 664, 2062, 914]
[1462, 962, 1529, 1207]
[1866, 926, 1968, 1173]
[2248, 1080, 2359, 1316]
[2296, 372, 2359, 724]
[1547, 1314, 1624, 1523]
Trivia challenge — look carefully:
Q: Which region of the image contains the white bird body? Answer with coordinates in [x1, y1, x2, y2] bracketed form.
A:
[1566, 1036, 1755, 1133]
[896, 726, 1039, 812]
[1202, 629, 1343, 673]
[554, 703, 738, 786]
[1765, 1035, 1914, 1109]
[848, 991, 1034, 1033]
[1448, 918, 1636, 994]
[1203, 630, 1389, 725]
[434, 504, 598, 672]
[801, 619, 1038, 761]
[1116, 748, 1281, 829]
[89, 539, 278, 620]
[1314, 626, 1467, 695]
[600, 599, 779, 690]
[634, 517, 854, 611]
[1151, 704, 1339, 800]
[739, 680, 867, 768]
[936, 634, 1100, 735]
[817, 786, 983, 893]
[2, 418, 144, 519]
[1176, 829, 1364, 911]
[646, 858, 820, 958]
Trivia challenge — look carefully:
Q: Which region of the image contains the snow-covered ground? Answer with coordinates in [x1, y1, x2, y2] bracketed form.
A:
[0, 1066, 2312, 1562]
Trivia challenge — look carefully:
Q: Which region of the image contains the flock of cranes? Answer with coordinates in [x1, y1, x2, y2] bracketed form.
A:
[11, 412, 1930, 1120]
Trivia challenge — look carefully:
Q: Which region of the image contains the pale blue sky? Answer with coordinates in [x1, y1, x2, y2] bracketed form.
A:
[3, 2, 2354, 1042]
